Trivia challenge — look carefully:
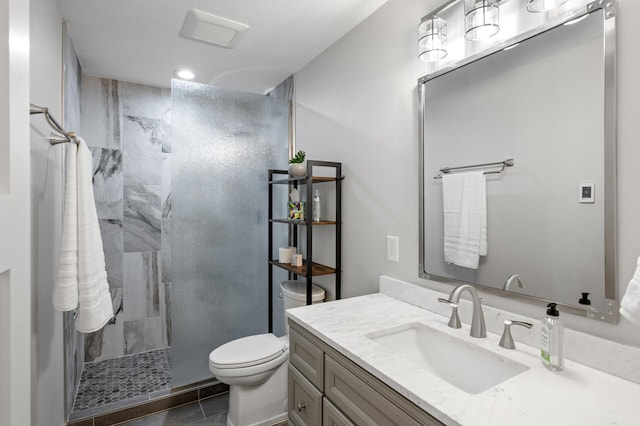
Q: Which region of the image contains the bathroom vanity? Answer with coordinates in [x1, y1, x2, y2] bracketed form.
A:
[288, 321, 442, 425]
[286, 277, 640, 425]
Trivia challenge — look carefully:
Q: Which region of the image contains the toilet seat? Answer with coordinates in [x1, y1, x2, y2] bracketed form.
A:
[209, 333, 286, 370]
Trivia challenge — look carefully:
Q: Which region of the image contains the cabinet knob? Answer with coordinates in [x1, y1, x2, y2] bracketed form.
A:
[297, 402, 306, 412]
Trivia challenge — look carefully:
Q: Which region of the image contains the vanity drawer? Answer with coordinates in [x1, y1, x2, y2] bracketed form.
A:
[290, 326, 325, 391]
[323, 397, 355, 426]
[289, 365, 323, 426]
[324, 355, 426, 426]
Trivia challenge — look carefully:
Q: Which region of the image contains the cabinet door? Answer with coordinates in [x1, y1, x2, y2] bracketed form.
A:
[289, 365, 323, 426]
[323, 397, 355, 426]
[325, 356, 425, 426]
[290, 327, 325, 391]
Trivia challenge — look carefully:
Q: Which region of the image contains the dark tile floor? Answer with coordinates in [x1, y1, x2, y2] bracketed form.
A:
[73, 348, 172, 413]
[118, 393, 229, 425]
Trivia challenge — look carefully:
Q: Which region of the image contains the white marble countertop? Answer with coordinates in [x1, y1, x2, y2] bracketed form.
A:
[287, 291, 640, 425]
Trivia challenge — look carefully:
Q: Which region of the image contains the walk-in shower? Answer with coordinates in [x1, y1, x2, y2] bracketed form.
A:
[64, 68, 291, 422]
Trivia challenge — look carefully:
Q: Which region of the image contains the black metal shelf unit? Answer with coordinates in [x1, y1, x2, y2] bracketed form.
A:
[267, 160, 343, 332]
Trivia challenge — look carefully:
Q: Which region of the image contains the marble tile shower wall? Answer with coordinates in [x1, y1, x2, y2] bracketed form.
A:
[81, 75, 172, 362]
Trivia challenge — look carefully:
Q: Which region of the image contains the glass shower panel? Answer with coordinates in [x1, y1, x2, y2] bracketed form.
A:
[170, 80, 289, 386]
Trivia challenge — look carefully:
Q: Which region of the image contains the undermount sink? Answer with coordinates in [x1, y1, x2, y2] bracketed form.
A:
[366, 322, 529, 394]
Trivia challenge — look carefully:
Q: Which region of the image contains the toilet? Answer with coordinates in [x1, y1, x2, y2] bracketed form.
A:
[209, 280, 325, 426]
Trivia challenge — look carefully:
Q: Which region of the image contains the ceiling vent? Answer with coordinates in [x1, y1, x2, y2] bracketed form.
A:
[180, 9, 249, 49]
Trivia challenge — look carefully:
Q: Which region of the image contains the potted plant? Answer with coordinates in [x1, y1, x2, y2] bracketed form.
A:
[288, 150, 306, 178]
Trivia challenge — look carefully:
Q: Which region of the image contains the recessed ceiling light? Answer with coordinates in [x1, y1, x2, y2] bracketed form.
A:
[176, 70, 195, 80]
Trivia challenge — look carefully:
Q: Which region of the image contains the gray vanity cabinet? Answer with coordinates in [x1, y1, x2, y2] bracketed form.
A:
[290, 327, 325, 390]
[288, 321, 444, 426]
[323, 398, 355, 426]
[289, 365, 323, 425]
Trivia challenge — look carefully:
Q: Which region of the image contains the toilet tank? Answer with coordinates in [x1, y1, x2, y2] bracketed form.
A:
[280, 280, 325, 310]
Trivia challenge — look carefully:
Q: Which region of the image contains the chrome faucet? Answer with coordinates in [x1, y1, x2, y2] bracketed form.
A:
[437, 298, 461, 329]
[503, 274, 528, 292]
[445, 284, 486, 338]
[498, 319, 533, 349]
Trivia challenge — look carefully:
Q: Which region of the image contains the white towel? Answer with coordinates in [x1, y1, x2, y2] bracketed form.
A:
[53, 137, 113, 333]
[442, 171, 487, 269]
[620, 256, 640, 325]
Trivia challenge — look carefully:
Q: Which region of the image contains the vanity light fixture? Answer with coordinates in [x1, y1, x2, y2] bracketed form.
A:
[418, 0, 579, 63]
[464, 0, 500, 40]
[419, 17, 448, 62]
[526, 0, 570, 13]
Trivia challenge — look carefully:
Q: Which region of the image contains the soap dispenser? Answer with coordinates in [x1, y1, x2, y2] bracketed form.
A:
[541, 302, 564, 372]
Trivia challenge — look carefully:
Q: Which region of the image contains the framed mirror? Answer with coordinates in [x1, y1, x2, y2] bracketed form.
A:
[418, 0, 617, 322]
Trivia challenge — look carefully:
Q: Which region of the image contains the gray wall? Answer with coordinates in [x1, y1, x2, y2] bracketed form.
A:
[80, 76, 172, 362]
[294, 0, 640, 347]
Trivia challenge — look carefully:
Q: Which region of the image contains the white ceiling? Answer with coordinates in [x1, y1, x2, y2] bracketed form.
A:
[58, 0, 389, 94]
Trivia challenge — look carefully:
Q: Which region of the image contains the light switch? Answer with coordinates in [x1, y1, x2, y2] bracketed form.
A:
[386, 236, 399, 262]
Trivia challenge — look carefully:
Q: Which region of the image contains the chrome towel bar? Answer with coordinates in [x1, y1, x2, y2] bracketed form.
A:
[434, 158, 514, 179]
[30, 103, 77, 145]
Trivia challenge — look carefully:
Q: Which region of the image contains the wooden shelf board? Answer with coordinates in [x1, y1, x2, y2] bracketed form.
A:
[270, 219, 337, 226]
[269, 176, 344, 185]
[269, 260, 336, 276]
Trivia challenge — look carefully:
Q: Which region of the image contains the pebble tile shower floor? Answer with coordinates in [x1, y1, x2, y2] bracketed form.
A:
[73, 347, 172, 413]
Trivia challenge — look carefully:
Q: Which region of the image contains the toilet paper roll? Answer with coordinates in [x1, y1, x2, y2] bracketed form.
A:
[279, 247, 296, 264]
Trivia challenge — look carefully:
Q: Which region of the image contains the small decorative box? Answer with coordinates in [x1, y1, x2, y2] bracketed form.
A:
[288, 201, 305, 220]
[292, 253, 303, 267]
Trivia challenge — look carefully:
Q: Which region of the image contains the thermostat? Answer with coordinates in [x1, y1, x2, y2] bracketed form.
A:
[579, 183, 595, 203]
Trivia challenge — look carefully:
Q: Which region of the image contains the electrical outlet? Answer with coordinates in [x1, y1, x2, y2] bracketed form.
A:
[386, 236, 399, 262]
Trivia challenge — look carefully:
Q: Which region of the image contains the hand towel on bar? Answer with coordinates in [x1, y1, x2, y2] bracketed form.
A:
[620, 256, 640, 325]
[442, 171, 487, 269]
[53, 137, 113, 333]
